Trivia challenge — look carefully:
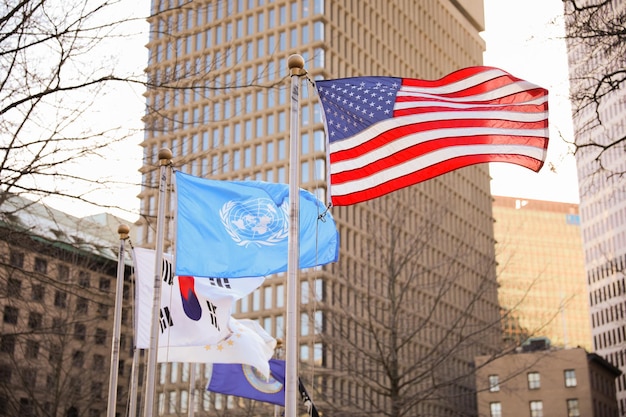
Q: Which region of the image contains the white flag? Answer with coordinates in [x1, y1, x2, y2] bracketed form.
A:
[133, 247, 265, 348]
[158, 317, 276, 377]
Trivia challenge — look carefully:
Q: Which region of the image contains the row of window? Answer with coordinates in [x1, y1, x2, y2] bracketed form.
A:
[488, 369, 577, 392]
[8, 250, 114, 290]
[490, 399, 580, 417]
[0, 326, 114, 356]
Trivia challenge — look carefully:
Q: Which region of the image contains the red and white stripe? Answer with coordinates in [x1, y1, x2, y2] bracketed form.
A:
[327, 67, 549, 206]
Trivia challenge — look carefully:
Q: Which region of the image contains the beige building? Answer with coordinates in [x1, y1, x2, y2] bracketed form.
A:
[475, 342, 621, 417]
[492, 196, 592, 350]
[139, 1, 502, 416]
[0, 194, 135, 417]
[564, 1, 626, 413]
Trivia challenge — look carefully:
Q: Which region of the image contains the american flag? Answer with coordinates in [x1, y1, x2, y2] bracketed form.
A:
[315, 66, 549, 206]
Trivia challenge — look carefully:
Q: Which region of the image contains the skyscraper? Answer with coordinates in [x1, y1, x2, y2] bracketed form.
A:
[564, 0, 626, 413]
[139, 1, 501, 416]
[492, 196, 591, 350]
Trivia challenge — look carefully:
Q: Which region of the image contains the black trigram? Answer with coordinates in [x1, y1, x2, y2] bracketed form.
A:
[208, 277, 231, 289]
[159, 307, 173, 333]
[161, 259, 174, 285]
[205, 301, 220, 331]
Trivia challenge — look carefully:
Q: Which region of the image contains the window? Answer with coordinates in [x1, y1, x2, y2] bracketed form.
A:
[79, 272, 90, 288]
[530, 400, 543, 417]
[31, 284, 44, 301]
[76, 297, 88, 314]
[567, 399, 580, 417]
[72, 350, 85, 368]
[99, 277, 110, 292]
[34, 257, 47, 274]
[10, 251, 24, 267]
[489, 402, 502, 417]
[7, 278, 21, 297]
[74, 323, 86, 340]
[28, 312, 42, 329]
[565, 369, 577, 387]
[528, 372, 540, 389]
[0, 335, 16, 354]
[54, 291, 67, 308]
[3, 306, 18, 324]
[25, 340, 39, 359]
[57, 264, 69, 281]
[95, 328, 107, 345]
[93, 354, 105, 370]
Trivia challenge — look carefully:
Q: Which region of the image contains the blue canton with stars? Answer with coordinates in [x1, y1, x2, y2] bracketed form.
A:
[315, 77, 401, 143]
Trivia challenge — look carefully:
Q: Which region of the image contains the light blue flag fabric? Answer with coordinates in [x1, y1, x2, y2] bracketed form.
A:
[174, 171, 339, 278]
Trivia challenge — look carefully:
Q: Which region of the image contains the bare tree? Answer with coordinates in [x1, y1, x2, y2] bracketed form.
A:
[0, 0, 153, 219]
[562, 0, 626, 177]
[294, 192, 504, 417]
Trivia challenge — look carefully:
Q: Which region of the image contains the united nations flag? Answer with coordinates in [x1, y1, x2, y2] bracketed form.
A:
[174, 171, 339, 278]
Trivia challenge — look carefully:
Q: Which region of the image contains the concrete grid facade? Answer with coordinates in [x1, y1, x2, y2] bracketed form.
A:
[139, 0, 501, 416]
[563, 0, 626, 413]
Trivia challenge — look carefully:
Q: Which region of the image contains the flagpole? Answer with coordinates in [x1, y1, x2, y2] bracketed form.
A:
[128, 347, 139, 417]
[286, 54, 306, 417]
[143, 148, 173, 417]
[106, 224, 130, 417]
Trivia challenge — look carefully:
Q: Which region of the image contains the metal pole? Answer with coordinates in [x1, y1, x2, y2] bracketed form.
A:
[106, 225, 130, 417]
[286, 54, 306, 417]
[143, 148, 173, 417]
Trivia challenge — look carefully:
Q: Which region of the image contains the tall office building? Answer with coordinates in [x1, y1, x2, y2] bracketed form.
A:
[563, 0, 626, 413]
[139, 1, 501, 416]
[492, 196, 591, 350]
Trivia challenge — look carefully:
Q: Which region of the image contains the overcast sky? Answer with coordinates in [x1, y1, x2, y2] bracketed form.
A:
[482, 0, 580, 204]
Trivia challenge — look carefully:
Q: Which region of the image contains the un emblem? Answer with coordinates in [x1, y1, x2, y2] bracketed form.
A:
[242, 364, 283, 393]
[220, 198, 289, 247]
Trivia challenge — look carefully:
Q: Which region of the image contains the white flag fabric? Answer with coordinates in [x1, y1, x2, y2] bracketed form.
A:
[157, 317, 276, 378]
[133, 247, 264, 348]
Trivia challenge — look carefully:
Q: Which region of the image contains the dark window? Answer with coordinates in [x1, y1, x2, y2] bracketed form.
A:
[99, 277, 111, 292]
[76, 297, 88, 314]
[10, 251, 24, 268]
[78, 271, 90, 288]
[72, 350, 84, 368]
[0, 335, 16, 354]
[118, 360, 125, 376]
[0, 364, 12, 382]
[54, 291, 67, 308]
[25, 340, 39, 359]
[34, 258, 47, 274]
[3, 306, 18, 324]
[94, 328, 107, 345]
[91, 382, 103, 399]
[28, 312, 42, 329]
[123, 284, 130, 300]
[92, 354, 105, 370]
[74, 323, 86, 341]
[97, 303, 108, 319]
[7, 278, 21, 297]
[57, 264, 69, 282]
[22, 368, 36, 386]
[31, 284, 45, 301]
[49, 345, 61, 364]
[19, 398, 34, 417]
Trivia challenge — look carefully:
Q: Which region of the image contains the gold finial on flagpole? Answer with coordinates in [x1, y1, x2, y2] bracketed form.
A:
[288, 54, 306, 76]
[118, 224, 130, 240]
[158, 148, 173, 165]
